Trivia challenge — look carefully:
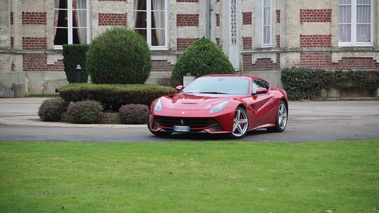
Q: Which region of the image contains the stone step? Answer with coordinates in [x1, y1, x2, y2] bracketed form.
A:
[0, 87, 14, 98]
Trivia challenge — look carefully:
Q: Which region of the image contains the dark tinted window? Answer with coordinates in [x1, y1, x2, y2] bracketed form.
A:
[252, 79, 270, 93]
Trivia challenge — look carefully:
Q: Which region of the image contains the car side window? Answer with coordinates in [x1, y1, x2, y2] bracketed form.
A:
[252, 79, 268, 94]
[261, 80, 270, 90]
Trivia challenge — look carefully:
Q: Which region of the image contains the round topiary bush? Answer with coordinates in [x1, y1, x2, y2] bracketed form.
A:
[86, 27, 151, 84]
[172, 37, 235, 83]
[119, 104, 149, 124]
[38, 98, 70, 122]
[66, 100, 103, 124]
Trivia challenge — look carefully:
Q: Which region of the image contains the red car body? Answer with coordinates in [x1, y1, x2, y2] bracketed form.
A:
[148, 74, 288, 138]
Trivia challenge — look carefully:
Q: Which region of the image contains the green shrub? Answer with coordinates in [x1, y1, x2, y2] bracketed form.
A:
[66, 100, 103, 124]
[281, 68, 324, 100]
[58, 83, 176, 111]
[86, 27, 151, 84]
[281, 68, 379, 100]
[38, 98, 70, 121]
[119, 104, 149, 124]
[63, 44, 89, 83]
[172, 37, 235, 83]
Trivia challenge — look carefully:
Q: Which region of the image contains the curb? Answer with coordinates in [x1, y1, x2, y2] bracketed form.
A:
[0, 115, 144, 128]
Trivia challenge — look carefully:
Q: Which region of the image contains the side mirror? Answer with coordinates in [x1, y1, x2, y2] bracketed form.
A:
[253, 87, 268, 95]
[176, 85, 184, 92]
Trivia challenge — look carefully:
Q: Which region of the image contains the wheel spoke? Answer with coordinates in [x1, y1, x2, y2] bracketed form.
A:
[235, 110, 241, 120]
[233, 123, 238, 132]
[240, 118, 248, 124]
[236, 124, 242, 134]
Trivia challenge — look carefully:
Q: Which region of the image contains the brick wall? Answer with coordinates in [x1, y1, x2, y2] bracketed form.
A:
[300, 52, 331, 69]
[243, 54, 280, 71]
[243, 12, 252, 25]
[216, 14, 220, 26]
[300, 35, 331, 47]
[176, 14, 199, 26]
[22, 37, 47, 50]
[300, 53, 379, 70]
[176, 0, 199, 2]
[152, 60, 173, 72]
[177, 38, 197, 51]
[216, 38, 221, 46]
[300, 9, 332, 23]
[336, 58, 379, 70]
[23, 54, 64, 71]
[99, 13, 127, 26]
[243, 37, 252, 49]
[22, 12, 46, 25]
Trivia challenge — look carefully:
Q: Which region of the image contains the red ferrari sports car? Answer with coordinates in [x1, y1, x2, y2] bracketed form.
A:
[148, 74, 288, 139]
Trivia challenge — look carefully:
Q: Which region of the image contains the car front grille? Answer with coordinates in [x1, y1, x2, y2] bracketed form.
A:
[155, 116, 218, 128]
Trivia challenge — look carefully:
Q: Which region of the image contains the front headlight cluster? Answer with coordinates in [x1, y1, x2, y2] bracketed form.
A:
[209, 100, 229, 114]
[154, 99, 163, 112]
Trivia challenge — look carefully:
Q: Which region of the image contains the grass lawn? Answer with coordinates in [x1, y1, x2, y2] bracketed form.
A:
[0, 141, 378, 213]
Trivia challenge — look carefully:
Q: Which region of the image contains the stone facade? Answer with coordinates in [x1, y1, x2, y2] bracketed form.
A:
[0, 0, 378, 95]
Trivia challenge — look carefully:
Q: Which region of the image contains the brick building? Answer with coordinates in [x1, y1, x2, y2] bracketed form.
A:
[0, 0, 378, 95]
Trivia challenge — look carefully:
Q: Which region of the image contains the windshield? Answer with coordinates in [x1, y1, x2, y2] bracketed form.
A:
[182, 77, 250, 95]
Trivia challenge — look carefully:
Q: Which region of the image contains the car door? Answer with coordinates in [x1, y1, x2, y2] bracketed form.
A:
[246, 79, 276, 128]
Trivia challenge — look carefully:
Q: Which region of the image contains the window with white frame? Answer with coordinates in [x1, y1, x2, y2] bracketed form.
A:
[338, 0, 373, 46]
[262, 0, 272, 47]
[53, 0, 90, 49]
[134, 0, 169, 50]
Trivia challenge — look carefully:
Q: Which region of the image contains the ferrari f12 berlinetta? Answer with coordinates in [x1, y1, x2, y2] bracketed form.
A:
[148, 74, 288, 139]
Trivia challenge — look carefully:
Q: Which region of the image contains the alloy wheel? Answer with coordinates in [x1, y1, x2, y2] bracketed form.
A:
[232, 107, 249, 138]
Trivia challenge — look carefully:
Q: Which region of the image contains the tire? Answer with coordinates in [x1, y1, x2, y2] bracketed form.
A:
[230, 107, 249, 139]
[267, 100, 288, 132]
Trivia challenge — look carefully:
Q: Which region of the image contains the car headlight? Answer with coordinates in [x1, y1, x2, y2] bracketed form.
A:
[154, 98, 163, 112]
[210, 100, 229, 114]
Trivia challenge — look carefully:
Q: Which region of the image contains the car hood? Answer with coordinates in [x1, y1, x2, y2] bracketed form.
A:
[160, 93, 232, 110]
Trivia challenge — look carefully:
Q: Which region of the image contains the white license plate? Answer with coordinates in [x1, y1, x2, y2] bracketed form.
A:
[173, 125, 190, 132]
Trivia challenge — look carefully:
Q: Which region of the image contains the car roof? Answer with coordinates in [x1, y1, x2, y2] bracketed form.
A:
[200, 74, 261, 80]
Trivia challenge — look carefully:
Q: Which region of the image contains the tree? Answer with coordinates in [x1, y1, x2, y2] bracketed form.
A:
[172, 37, 235, 83]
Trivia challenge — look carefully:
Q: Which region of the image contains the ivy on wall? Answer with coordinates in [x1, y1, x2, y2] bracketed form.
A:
[281, 68, 379, 100]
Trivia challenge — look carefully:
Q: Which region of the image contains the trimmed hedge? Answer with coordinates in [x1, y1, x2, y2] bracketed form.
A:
[86, 27, 151, 84]
[38, 98, 70, 121]
[58, 83, 176, 111]
[281, 68, 379, 100]
[119, 104, 149, 124]
[66, 100, 103, 124]
[63, 44, 89, 83]
[172, 37, 235, 83]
